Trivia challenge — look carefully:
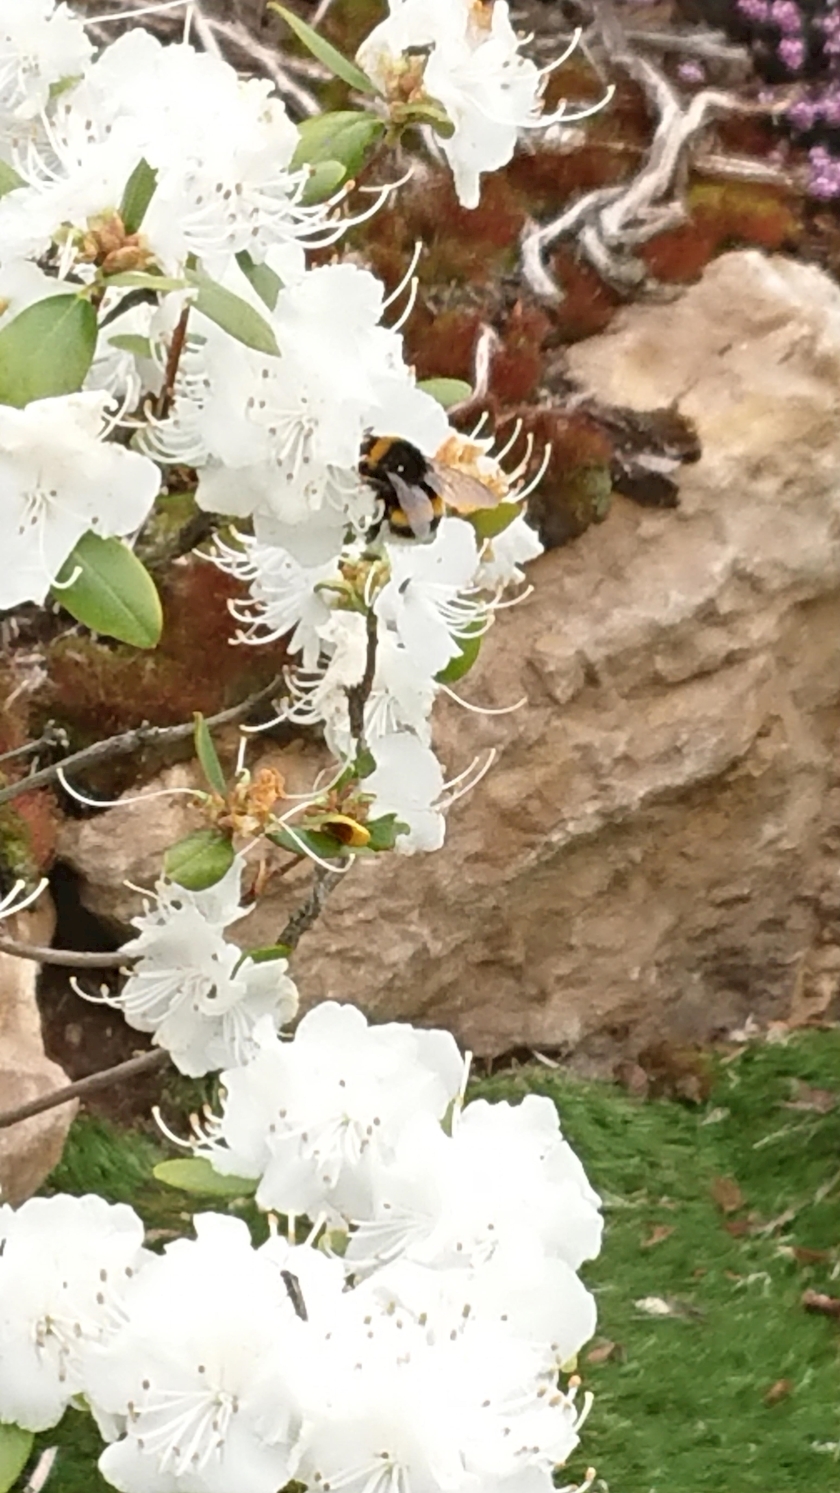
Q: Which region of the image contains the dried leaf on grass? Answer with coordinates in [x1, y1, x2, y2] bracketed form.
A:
[641, 1223, 674, 1248]
[711, 1176, 745, 1214]
[764, 1378, 794, 1405]
[802, 1288, 840, 1317]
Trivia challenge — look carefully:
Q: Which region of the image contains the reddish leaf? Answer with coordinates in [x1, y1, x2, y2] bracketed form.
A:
[802, 1289, 840, 1317]
[711, 1176, 744, 1215]
[641, 1224, 674, 1249]
[793, 1246, 832, 1266]
[764, 1378, 794, 1405]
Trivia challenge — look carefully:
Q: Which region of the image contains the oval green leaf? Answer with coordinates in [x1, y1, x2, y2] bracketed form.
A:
[0, 295, 97, 408]
[194, 713, 227, 797]
[0, 1424, 32, 1493]
[54, 532, 163, 648]
[102, 271, 188, 292]
[268, 825, 349, 861]
[466, 501, 523, 541]
[269, 4, 376, 94]
[235, 250, 281, 312]
[153, 1158, 257, 1197]
[436, 629, 483, 685]
[292, 111, 385, 175]
[366, 812, 410, 852]
[119, 157, 158, 234]
[417, 377, 473, 410]
[164, 828, 235, 891]
[186, 269, 279, 356]
[233, 943, 292, 975]
[300, 159, 346, 205]
[0, 159, 23, 198]
[108, 332, 153, 358]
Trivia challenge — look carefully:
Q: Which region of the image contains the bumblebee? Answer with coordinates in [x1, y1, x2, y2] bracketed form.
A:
[360, 434, 503, 540]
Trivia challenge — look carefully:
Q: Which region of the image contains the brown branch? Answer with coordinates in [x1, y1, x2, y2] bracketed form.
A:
[0, 676, 283, 809]
[0, 938, 127, 968]
[0, 1049, 170, 1130]
[278, 865, 342, 950]
[346, 609, 378, 751]
[155, 304, 190, 420]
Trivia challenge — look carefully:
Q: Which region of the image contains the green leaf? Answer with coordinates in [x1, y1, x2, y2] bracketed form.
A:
[0, 295, 97, 407]
[102, 271, 188, 291]
[153, 1158, 257, 1197]
[436, 629, 483, 684]
[0, 1424, 33, 1493]
[417, 377, 473, 410]
[108, 332, 153, 358]
[354, 746, 376, 780]
[465, 501, 523, 541]
[119, 157, 158, 234]
[300, 159, 346, 205]
[268, 825, 349, 861]
[234, 942, 292, 974]
[194, 713, 227, 797]
[54, 533, 163, 649]
[269, 5, 376, 94]
[164, 828, 235, 891]
[366, 812, 409, 852]
[186, 269, 279, 356]
[292, 110, 385, 175]
[0, 159, 23, 198]
[391, 96, 455, 138]
[235, 249, 281, 312]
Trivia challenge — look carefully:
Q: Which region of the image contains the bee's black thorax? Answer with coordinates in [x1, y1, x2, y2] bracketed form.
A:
[360, 435, 444, 538]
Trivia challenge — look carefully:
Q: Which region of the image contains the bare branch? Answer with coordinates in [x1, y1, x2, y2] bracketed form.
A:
[278, 865, 342, 951]
[0, 1049, 169, 1131]
[0, 675, 283, 810]
[346, 609, 378, 753]
[0, 937, 127, 968]
[521, 0, 794, 300]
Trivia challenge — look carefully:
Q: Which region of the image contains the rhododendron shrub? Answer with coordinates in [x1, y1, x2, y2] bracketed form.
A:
[0, 3, 611, 1491]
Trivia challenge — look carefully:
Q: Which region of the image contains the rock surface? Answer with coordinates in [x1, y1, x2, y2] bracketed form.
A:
[0, 899, 78, 1203]
[57, 251, 840, 1062]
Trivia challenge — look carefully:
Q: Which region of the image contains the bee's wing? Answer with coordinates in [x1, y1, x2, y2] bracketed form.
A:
[428, 461, 501, 513]
[388, 472, 437, 539]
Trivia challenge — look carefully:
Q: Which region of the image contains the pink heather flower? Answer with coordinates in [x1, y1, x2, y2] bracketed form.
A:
[778, 34, 806, 67]
[737, 0, 771, 22]
[770, 0, 804, 31]
[677, 59, 705, 83]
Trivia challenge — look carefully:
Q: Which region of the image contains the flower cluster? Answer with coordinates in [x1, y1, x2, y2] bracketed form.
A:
[733, 0, 840, 196]
[0, 1007, 602, 1493]
[0, 0, 557, 854]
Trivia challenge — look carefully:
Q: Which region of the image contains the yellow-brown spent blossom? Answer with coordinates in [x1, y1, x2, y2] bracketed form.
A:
[467, 0, 496, 38]
[434, 432, 510, 499]
[208, 766, 287, 841]
[75, 210, 154, 274]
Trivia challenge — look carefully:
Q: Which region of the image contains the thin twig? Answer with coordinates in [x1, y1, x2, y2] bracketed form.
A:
[0, 724, 69, 766]
[155, 304, 190, 420]
[0, 1049, 170, 1131]
[0, 937, 128, 968]
[346, 609, 378, 752]
[278, 865, 342, 950]
[0, 676, 283, 809]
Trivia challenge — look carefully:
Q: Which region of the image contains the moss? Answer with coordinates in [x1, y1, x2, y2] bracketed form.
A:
[21, 1030, 840, 1493]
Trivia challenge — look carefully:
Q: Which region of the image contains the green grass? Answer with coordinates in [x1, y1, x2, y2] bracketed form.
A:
[23, 1031, 840, 1493]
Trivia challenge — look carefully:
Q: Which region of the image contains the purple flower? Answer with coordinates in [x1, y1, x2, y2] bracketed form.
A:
[770, 0, 804, 31]
[778, 34, 806, 67]
[808, 144, 840, 196]
[677, 58, 705, 83]
[737, 0, 771, 21]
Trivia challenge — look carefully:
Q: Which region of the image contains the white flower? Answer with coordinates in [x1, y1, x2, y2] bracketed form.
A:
[212, 533, 336, 669]
[346, 1094, 603, 1275]
[295, 1267, 585, 1493]
[0, 29, 330, 282]
[0, 391, 160, 609]
[357, 0, 550, 208]
[115, 855, 298, 1077]
[87, 1214, 304, 1493]
[0, 1193, 146, 1432]
[477, 511, 543, 590]
[154, 262, 448, 535]
[0, 0, 91, 123]
[280, 612, 437, 759]
[375, 517, 489, 677]
[365, 732, 446, 853]
[197, 1002, 464, 1223]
